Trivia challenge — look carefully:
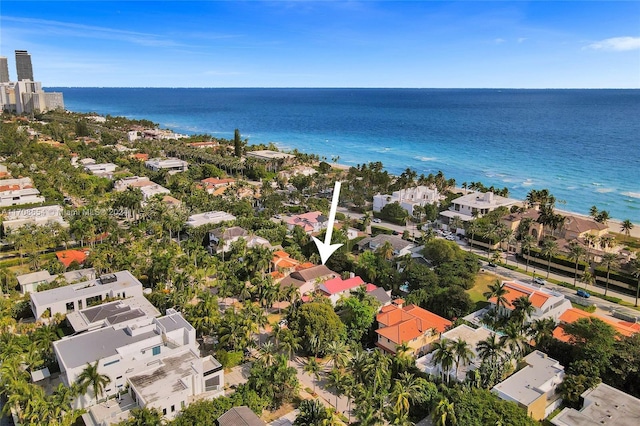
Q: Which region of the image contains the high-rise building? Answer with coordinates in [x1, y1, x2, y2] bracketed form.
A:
[0, 57, 9, 83]
[15, 50, 34, 81]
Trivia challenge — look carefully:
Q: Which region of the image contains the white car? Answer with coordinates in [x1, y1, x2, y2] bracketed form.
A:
[373, 218, 382, 223]
[446, 235, 456, 241]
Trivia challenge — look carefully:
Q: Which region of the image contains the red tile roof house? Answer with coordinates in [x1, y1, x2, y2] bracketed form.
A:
[487, 281, 572, 324]
[278, 265, 338, 298]
[56, 249, 90, 269]
[317, 275, 391, 306]
[285, 211, 328, 234]
[375, 299, 452, 356]
[200, 177, 236, 195]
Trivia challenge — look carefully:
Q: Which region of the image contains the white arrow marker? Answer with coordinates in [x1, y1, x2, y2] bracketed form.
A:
[312, 181, 343, 265]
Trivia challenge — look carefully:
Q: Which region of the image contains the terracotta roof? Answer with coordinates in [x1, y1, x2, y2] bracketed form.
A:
[56, 250, 89, 268]
[132, 153, 149, 161]
[201, 177, 235, 186]
[375, 304, 451, 345]
[489, 281, 551, 310]
[320, 276, 365, 295]
[365, 283, 378, 292]
[563, 215, 608, 234]
[553, 308, 639, 342]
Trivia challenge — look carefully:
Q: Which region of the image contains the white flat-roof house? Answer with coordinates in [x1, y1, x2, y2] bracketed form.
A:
[373, 186, 439, 216]
[84, 163, 117, 178]
[417, 324, 497, 382]
[440, 191, 522, 223]
[145, 158, 189, 173]
[487, 281, 572, 324]
[186, 211, 236, 228]
[0, 177, 45, 207]
[2, 205, 69, 233]
[492, 350, 565, 421]
[552, 383, 640, 426]
[30, 271, 144, 320]
[17, 268, 97, 295]
[53, 308, 224, 422]
[114, 176, 171, 201]
[66, 297, 161, 333]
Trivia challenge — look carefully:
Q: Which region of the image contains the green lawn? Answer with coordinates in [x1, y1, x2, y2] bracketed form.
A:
[468, 272, 508, 310]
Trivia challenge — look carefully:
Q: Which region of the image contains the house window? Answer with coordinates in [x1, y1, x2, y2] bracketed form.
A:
[116, 376, 122, 380]
[171, 405, 175, 412]
[104, 359, 120, 367]
[152, 346, 161, 356]
[181, 401, 185, 409]
[163, 408, 167, 416]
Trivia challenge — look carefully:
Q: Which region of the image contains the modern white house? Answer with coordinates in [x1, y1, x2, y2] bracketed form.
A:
[440, 191, 521, 223]
[486, 281, 572, 324]
[84, 163, 117, 178]
[186, 211, 236, 228]
[30, 270, 144, 320]
[417, 324, 497, 382]
[53, 308, 224, 422]
[492, 350, 565, 421]
[145, 157, 189, 173]
[0, 177, 45, 207]
[66, 297, 161, 333]
[551, 383, 640, 426]
[373, 186, 439, 216]
[17, 268, 97, 295]
[114, 176, 171, 201]
[2, 205, 68, 233]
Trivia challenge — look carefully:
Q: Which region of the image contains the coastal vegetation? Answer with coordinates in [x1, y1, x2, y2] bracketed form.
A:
[0, 109, 639, 425]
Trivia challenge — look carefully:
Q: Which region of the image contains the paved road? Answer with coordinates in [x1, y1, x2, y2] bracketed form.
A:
[339, 206, 639, 318]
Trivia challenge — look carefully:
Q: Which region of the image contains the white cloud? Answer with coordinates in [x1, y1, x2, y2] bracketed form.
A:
[586, 36, 640, 51]
[494, 38, 506, 44]
[517, 38, 527, 43]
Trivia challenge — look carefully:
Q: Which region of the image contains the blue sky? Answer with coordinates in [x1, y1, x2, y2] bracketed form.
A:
[1, 1, 639, 88]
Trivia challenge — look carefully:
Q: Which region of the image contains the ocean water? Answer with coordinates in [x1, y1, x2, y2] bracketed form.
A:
[52, 88, 640, 222]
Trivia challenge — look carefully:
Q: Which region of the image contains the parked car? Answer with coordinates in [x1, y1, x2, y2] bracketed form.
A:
[487, 262, 497, 268]
[577, 289, 591, 298]
[373, 218, 382, 223]
[446, 235, 456, 241]
[533, 277, 546, 285]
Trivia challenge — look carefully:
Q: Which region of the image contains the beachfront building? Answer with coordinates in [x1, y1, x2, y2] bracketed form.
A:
[186, 211, 236, 228]
[30, 270, 144, 320]
[145, 157, 189, 173]
[440, 191, 522, 226]
[417, 324, 497, 382]
[0, 177, 45, 207]
[373, 186, 439, 217]
[285, 211, 328, 234]
[492, 351, 565, 421]
[1, 205, 68, 233]
[0, 80, 64, 113]
[552, 383, 640, 426]
[278, 265, 338, 297]
[552, 308, 640, 343]
[487, 281, 572, 323]
[357, 234, 416, 258]
[54, 308, 224, 422]
[114, 176, 171, 201]
[245, 150, 295, 171]
[375, 299, 451, 356]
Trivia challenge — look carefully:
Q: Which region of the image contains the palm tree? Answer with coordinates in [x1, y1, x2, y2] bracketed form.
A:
[630, 258, 640, 307]
[466, 220, 480, 249]
[294, 399, 329, 425]
[601, 252, 618, 297]
[389, 372, 428, 419]
[304, 357, 322, 394]
[568, 241, 587, 286]
[451, 338, 473, 381]
[430, 338, 455, 383]
[76, 361, 111, 403]
[521, 234, 536, 273]
[581, 271, 595, 290]
[432, 397, 457, 426]
[376, 240, 395, 261]
[527, 317, 556, 351]
[541, 238, 558, 278]
[258, 341, 277, 367]
[621, 219, 634, 242]
[483, 279, 508, 312]
[511, 295, 535, 326]
[324, 341, 350, 370]
[476, 334, 506, 369]
[500, 321, 528, 360]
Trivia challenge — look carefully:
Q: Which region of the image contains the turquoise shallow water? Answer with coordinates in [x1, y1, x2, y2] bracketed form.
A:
[53, 88, 640, 222]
